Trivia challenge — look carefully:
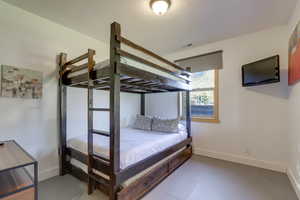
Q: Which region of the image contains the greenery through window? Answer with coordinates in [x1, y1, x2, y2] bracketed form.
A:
[181, 70, 219, 123]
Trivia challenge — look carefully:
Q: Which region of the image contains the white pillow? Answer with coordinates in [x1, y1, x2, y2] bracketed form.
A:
[152, 117, 180, 133]
[178, 123, 186, 132]
[132, 115, 152, 131]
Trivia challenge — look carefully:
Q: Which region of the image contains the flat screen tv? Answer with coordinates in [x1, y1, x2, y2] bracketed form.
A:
[242, 55, 280, 87]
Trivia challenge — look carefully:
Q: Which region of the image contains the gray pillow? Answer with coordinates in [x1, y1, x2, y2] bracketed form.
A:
[152, 117, 179, 133]
[132, 115, 152, 131]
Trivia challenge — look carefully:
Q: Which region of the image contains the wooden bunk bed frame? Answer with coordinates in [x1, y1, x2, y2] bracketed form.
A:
[58, 22, 192, 200]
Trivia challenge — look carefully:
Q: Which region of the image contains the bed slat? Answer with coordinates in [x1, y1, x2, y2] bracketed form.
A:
[119, 63, 190, 91]
[89, 108, 110, 112]
[93, 130, 110, 137]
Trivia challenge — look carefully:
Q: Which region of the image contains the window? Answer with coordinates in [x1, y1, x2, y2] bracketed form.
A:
[180, 69, 219, 123]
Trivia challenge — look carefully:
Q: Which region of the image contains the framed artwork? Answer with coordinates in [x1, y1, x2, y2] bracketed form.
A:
[289, 20, 300, 85]
[1, 65, 43, 99]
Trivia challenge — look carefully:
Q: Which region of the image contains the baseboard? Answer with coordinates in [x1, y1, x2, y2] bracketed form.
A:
[39, 167, 59, 182]
[287, 168, 300, 199]
[36, 153, 299, 199]
[194, 148, 286, 173]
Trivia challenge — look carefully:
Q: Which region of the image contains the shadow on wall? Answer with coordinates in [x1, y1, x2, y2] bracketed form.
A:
[56, 54, 62, 165]
[286, 74, 300, 97]
[246, 69, 289, 99]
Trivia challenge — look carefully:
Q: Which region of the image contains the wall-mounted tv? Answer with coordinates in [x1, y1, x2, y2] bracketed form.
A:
[242, 55, 280, 87]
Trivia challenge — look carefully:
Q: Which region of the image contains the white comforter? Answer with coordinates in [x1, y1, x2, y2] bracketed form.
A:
[67, 127, 187, 169]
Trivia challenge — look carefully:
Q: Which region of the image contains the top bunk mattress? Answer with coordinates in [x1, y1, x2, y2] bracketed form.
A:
[67, 57, 184, 82]
[67, 127, 187, 169]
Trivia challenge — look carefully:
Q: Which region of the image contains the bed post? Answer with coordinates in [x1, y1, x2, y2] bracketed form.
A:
[87, 49, 96, 195]
[110, 21, 121, 200]
[141, 94, 145, 115]
[58, 53, 68, 176]
[186, 67, 192, 138]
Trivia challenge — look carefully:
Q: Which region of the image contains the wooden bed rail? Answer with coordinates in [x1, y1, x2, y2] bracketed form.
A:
[119, 36, 188, 74]
[58, 22, 192, 200]
[117, 137, 192, 184]
[60, 49, 96, 76]
[116, 48, 191, 82]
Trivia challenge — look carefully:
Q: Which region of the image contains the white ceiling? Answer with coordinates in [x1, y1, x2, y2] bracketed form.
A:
[4, 0, 297, 54]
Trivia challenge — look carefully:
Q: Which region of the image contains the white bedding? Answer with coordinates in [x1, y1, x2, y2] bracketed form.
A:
[67, 57, 183, 81]
[67, 127, 187, 169]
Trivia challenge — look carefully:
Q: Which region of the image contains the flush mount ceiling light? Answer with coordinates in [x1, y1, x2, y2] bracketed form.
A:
[150, 0, 171, 15]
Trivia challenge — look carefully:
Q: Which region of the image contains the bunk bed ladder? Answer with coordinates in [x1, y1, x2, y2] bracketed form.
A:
[59, 22, 192, 200]
[86, 49, 97, 194]
[86, 49, 112, 194]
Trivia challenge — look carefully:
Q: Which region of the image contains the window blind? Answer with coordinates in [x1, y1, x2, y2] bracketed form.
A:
[175, 50, 223, 72]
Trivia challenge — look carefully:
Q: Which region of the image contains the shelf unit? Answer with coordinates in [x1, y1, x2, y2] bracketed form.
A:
[0, 140, 38, 200]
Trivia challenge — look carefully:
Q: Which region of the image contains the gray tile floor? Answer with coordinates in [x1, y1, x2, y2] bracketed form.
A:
[39, 155, 298, 200]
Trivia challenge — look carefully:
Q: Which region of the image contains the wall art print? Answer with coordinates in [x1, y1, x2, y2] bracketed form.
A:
[1, 65, 43, 99]
[289, 20, 300, 85]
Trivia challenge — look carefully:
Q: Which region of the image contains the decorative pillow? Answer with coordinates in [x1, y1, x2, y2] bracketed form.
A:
[152, 117, 180, 133]
[132, 115, 152, 131]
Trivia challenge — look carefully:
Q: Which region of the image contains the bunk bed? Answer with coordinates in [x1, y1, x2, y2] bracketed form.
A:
[58, 22, 192, 200]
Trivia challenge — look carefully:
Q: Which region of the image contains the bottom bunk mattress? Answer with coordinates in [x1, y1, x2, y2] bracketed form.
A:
[67, 127, 188, 170]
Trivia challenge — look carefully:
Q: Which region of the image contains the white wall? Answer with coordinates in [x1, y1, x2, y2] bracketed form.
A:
[67, 88, 139, 138]
[287, 0, 300, 197]
[0, 0, 296, 185]
[146, 26, 289, 172]
[146, 93, 178, 118]
[0, 0, 139, 181]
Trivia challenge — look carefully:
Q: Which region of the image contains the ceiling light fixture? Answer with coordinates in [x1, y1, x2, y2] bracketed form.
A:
[150, 0, 171, 16]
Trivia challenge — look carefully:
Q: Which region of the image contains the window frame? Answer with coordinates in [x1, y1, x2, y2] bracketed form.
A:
[179, 70, 219, 123]
[192, 69, 219, 123]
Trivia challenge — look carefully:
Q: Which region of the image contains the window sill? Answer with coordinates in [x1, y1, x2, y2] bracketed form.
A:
[192, 118, 220, 123]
